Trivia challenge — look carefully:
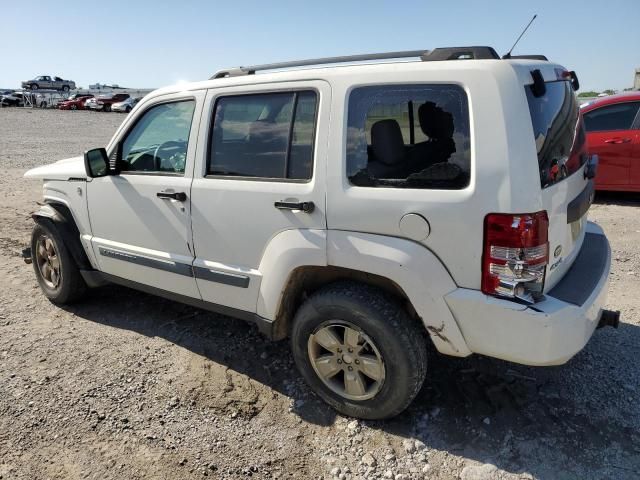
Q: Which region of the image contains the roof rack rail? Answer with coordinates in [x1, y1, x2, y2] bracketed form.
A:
[421, 46, 500, 61]
[211, 49, 430, 79]
[508, 54, 548, 61]
[210, 46, 509, 79]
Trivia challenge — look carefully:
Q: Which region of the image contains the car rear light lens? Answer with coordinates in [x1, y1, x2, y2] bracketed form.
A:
[482, 211, 549, 303]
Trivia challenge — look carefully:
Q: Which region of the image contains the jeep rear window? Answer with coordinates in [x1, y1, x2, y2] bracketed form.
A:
[346, 84, 471, 189]
[525, 80, 586, 188]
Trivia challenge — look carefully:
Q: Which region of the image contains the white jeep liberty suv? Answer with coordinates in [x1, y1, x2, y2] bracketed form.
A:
[24, 47, 618, 419]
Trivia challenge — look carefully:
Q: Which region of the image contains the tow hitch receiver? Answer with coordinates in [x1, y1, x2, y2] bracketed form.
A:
[597, 309, 620, 329]
[21, 246, 32, 265]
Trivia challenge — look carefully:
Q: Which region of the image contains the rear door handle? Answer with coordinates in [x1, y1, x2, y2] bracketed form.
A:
[157, 191, 187, 201]
[604, 138, 631, 144]
[274, 201, 315, 213]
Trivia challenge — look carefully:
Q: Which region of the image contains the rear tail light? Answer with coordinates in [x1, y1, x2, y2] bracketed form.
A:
[482, 211, 549, 303]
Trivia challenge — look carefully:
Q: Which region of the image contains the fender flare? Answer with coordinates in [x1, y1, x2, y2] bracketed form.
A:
[326, 230, 472, 357]
[258, 228, 471, 357]
[256, 228, 327, 321]
[32, 203, 92, 270]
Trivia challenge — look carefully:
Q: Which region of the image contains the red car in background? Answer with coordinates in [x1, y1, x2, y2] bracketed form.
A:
[58, 94, 94, 110]
[85, 93, 130, 112]
[581, 92, 640, 192]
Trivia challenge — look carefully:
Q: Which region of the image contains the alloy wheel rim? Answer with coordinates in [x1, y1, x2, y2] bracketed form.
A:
[307, 321, 385, 401]
[35, 235, 61, 289]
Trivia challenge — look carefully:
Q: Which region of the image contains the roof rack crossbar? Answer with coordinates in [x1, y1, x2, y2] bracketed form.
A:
[211, 49, 430, 79]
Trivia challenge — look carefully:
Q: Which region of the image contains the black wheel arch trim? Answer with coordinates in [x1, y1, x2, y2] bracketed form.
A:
[32, 202, 92, 270]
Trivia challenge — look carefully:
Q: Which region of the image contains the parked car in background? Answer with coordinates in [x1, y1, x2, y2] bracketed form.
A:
[21, 76, 76, 92]
[111, 96, 141, 113]
[1, 91, 26, 107]
[581, 92, 640, 192]
[85, 93, 130, 112]
[58, 94, 95, 110]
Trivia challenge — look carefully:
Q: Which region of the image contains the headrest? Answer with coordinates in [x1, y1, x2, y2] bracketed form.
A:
[418, 102, 455, 140]
[371, 119, 405, 166]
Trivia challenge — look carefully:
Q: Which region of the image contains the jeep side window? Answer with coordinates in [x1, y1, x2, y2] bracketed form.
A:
[347, 84, 471, 189]
[208, 91, 317, 180]
[583, 102, 640, 132]
[119, 100, 195, 174]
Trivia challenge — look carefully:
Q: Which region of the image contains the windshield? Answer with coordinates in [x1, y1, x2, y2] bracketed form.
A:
[526, 80, 586, 188]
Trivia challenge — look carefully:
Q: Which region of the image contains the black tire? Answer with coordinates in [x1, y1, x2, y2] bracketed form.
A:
[291, 281, 428, 419]
[31, 222, 87, 304]
[62, 85, 70, 92]
[125, 106, 131, 113]
[103, 104, 111, 112]
[30, 83, 38, 90]
[70, 104, 77, 110]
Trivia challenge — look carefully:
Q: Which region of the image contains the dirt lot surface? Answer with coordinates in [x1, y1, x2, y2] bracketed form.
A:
[0, 108, 639, 480]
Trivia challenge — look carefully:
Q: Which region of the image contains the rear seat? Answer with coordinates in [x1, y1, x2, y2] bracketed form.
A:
[368, 119, 409, 178]
[367, 102, 457, 179]
[405, 102, 456, 173]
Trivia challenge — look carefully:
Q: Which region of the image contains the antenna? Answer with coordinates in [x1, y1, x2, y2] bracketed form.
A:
[502, 14, 537, 59]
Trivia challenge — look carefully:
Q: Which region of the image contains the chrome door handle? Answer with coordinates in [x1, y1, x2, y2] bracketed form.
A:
[274, 201, 314, 213]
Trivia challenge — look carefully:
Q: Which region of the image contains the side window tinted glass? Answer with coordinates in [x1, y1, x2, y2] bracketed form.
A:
[209, 91, 317, 180]
[120, 100, 195, 174]
[583, 102, 640, 132]
[347, 84, 470, 189]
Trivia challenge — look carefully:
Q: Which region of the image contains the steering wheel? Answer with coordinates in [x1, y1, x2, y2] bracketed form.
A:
[153, 140, 187, 171]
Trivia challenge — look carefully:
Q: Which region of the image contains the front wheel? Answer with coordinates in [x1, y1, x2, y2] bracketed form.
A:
[291, 282, 428, 419]
[30, 84, 39, 90]
[103, 104, 111, 112]
[31, 222, 87, 304]
[62, 85, 70, 92]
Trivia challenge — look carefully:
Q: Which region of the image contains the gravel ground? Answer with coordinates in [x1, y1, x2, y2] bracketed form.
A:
[0, 108, 639, 480]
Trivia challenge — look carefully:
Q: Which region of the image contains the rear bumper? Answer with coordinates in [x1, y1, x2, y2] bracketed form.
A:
[445, 222, 611, 366]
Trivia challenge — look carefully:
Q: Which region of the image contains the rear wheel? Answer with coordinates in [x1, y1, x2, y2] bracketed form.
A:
[31, 222, 87, 304]
[291, 282, 428, 419]
[70, 104, 77, 110]
[30, 84, 39, 90]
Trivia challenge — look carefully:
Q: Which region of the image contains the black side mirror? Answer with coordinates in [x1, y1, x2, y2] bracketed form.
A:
[84, 148, 110, 178]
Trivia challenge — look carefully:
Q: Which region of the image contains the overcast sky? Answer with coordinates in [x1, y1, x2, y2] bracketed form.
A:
[1, 0, 638, 91]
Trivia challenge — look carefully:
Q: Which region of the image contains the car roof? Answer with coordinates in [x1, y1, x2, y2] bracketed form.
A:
[147, 57, 561, 101]
[580, 91, 640, 112]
